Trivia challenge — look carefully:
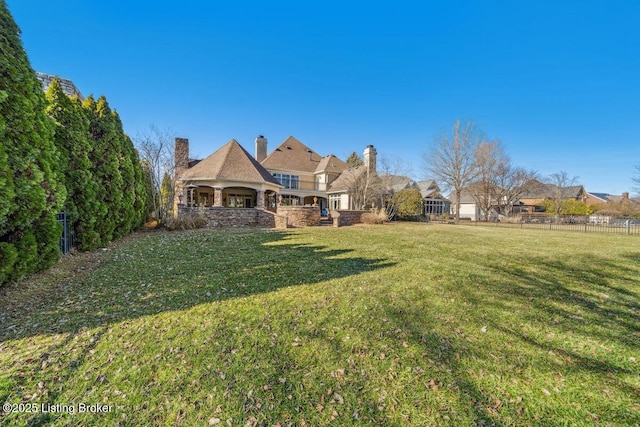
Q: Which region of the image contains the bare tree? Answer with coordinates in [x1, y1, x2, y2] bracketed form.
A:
[633, 165, 640, 196]
[423, 120, 483, 221]
[339, 166, 378, 210]
[494, 164, 538, 218]
[467, 140, 505, 221]
[134, 126, 176, 222]
[546, 171, 579, 221]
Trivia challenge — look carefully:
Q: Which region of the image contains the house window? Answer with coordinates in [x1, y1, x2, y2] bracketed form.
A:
[329, 194, 341, 210]
[273, 173, 300, 189]
[424, 198, 449, 216]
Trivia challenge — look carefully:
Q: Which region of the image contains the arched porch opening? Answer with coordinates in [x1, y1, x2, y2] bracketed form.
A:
[265, 190, 278, 210]
[222, 187, 257, 208]
[302, 196, 328, 212]
[192, 185, 215, 207]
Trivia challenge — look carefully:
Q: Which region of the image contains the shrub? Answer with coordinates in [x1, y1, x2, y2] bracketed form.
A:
[362, 208, 387, 225]
[163, 212, 208, 231]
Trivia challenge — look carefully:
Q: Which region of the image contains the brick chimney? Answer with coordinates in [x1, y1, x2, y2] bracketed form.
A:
[255, 135, 267, 163]
[363, 145, 377, 175]
[174, 137, 189, 179]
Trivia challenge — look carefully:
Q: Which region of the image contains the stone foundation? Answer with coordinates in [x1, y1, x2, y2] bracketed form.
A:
[276, 205, 321, 227]
[176, 206, 369, 229]
[178, 206, 287, 229]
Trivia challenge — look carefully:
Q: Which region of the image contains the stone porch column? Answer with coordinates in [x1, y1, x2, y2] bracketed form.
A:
[213, 187, 223, 207]
[256, 190, 265, 208]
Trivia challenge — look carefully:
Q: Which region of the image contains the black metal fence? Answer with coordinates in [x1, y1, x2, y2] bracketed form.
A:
[469, 214, 640, 236]
[57, 212, 76, 254]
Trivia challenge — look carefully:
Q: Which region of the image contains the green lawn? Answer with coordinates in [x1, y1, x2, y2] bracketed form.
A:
[1, 224, 638, 426]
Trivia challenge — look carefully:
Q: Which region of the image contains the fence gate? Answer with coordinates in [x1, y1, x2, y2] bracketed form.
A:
[57, 212, 75, 254]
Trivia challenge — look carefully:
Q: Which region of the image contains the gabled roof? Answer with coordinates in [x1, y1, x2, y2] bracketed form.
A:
[448, 182, 504, 204]
[327, 165, 367, 193]
[607, 194, 640, 204]
[261, 136, 323, 173]
[382, 175, 418, 193]
[417, 180, 439, 198]
[180, 139, 281, 185]
[418, 180, 450, 201]
[315, 154, 347, 174]
[587, 192, 610, 203]
[36, 72, 84, 100]
[559, 185, 585, 198]
[520, 180, 585, 199]
[519, 179, 551, 199]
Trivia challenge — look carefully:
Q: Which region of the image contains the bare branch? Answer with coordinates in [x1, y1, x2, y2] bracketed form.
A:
[422, 120, 483, 221]
[134, 126, 176, 221]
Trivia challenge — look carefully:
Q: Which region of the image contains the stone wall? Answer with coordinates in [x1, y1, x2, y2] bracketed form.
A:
[178, 206, 287, 229]
[277, 205, 321, 227]
[332, 210, 368, 227]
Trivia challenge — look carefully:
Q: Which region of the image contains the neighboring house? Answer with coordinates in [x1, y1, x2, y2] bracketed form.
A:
[36, 72, 84, 100]
[584, 192, 611, 206]
[417, 180, 451, 217]
[515, 180, 587, 214]
[449, 180, 592, 221]
[586, 192, 640, 220]
[383, 175, 418, 193]
[607, 192, 640, 204]
[448, 187, 501, 221]
[380, 176, 451, 217]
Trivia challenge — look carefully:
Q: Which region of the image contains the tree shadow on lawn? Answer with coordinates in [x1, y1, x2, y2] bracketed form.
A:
[0, 229, 396, 343]
[273, 294, 512, 426]
[470, 252, 640, 350]
[443, 251, 640, 423]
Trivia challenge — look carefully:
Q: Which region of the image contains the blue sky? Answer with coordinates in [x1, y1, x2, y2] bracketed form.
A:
[8, 0, 640, 194]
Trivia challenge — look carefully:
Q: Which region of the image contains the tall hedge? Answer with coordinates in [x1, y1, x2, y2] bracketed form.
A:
[0, 1, 66, 283]
[45, 79, 102, 250]
[83, 95, 149, 244]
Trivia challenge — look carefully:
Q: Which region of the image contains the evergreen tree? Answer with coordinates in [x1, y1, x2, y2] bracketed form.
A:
[83, 95, 148, 242]
[113, 114, 137, 237]
[84, 95, 123, 244]
[346, 152, 364, 168]
[131, 145, 151, 228]
[0, 1, 66, 284]
[45, 79, 102, 250]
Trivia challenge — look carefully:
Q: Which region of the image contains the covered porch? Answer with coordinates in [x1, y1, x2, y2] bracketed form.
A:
[177, 179, 281, 210]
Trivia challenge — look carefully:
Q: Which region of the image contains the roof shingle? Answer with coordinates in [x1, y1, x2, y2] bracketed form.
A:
[180, 139, 281, 186]
[260, 136, 324, 173]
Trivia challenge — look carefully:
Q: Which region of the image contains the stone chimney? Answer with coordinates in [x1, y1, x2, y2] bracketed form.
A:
[363, 145, 377, 175]
[622, 192, 629, 203]
[174, 137, 189, 179]
[255, 135, 267, 163]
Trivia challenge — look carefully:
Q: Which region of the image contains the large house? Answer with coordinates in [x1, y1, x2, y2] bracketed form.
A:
[174, 136, 376, 216]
